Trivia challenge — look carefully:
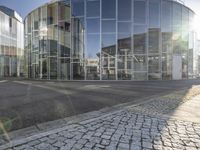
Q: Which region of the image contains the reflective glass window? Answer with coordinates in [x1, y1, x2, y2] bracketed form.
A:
[86, 34, 100, 58]
[102, 67, 116, 80]
[87, 0, 100, 17]
[72, 63, 85, 80]
[162, 32, 172, 53]
[118, 22, 131, 33]
[118, 38, 131, 55]
[59, 58, 70, 80]
[102, 0, 116, 19]
[33, 10, 39, 30]
[72, 0, 84, 17]
[134, 25, 146, 54]
[173, 3, 182, 28]
[161, 1, 172, 32]
[102, 20, 116, 33]
[118, 56, 132, 70]
[40, 6, 47, 28]
[148, 28, 159, 53]
[149, 0, 160, 28]
[134, 72, 147, 80]
[118, 70, 132, 80]
[134, 55, 147, 71]
[118, 0, 131, 21]
[102, 34, 116, 56]
[134, 1, 146, 24]
[50, 57, 57, 79]
[102, 34, 116, 48]
[47, 3, 58, 25]
[59, 3, 70, 21]
[162, 53, 172, 72]
[148, 55, 160, 73]
[87, 18, 100, 33]
[182, 7, 189, 47]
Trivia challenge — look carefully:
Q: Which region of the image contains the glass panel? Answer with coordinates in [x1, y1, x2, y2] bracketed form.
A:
[134, 55, 147, 71]
[102, 57, 116, 79]
[161, 0, 172, 32]
[58, 20, 71, 58]
[33, 10, 39, 30]
[134, 1, 146, 24]
[148, 28, 159, 54]
[118, 70, 132, 80]
[40, 6, 47, 28]
[102, 20, 116, 33]
[59, 3, 70, 21]
[72, 17, 85, 59]
[87, 18, 100, 33]
[173, 3, 182, 28]
[86, 34, 100, 58]
[118, 22, 131, 33]
[118, 0, 131, 21]
[162, 53, 172, 73]
[134, 72, 147, 80]
[87, 0, 100, 17]
[102, 34, 116, 56]
[182, 7, 189, 53]
[162, 32, 172, 53]
[118, 56, 132, 69]
[72, 63, 85, 80]
[172, 3, 182, 55]
[72, 0, 84, 17]
[47, 3, 58, 25]
[148, 55, 161, 80]
[59, 58, 70, 80]
[102, 0, 116, 19]
[86, 34, 100, 80]
[48, 26, 58, 56]
[134, 25, 146, 54]
[149, 0, 160, 28]
[118, 35, 131, 55]
[50, 57, 57, 79]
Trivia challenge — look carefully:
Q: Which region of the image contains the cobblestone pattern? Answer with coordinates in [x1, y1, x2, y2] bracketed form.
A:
[3, 111, 200, 150]
[128, 88, 200, 116]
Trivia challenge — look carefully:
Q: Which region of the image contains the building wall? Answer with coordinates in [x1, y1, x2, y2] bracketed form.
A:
[24, 0, 197, 80]
[0, 9, 24, 77]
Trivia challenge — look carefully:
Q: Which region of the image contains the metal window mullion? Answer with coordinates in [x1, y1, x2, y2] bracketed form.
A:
[132, 0, 134, 80]
[57, 3, 59, 80]
[116, 0, 118, 80]
[146, 0, 149, 80]
[70, 0, 73, 80]
[160, 0, 162, 80]
[84, 0, 87, 80]
[100, 0, 102, 80]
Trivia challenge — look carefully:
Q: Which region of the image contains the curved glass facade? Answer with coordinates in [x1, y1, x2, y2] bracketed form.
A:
[0, 6, 24, 77]
[24, 0, 197, 80]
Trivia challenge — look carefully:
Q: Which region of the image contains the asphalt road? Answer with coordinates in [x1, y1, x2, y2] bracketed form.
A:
[0, 79, 200, 132]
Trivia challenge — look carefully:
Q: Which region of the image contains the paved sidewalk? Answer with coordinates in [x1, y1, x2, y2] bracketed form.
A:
[0, 86, 200, 150]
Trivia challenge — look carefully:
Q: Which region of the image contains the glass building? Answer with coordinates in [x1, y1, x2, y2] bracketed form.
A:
[24, 0, 198, 80]
[0, 6, 24, 77]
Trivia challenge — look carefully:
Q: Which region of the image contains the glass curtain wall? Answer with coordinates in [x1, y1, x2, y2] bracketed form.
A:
[0, 9, 23, 77]
[25, 1, 71, 79]
[25, 0, 197, 80]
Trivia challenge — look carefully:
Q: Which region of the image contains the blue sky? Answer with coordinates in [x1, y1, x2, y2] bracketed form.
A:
[0, 0, 49, 19]
[0, 0, 199, 18]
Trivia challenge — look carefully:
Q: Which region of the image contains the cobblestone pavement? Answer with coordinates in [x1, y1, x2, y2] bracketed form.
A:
[1, 111, 200, 150]
[1, 88, 200, 150]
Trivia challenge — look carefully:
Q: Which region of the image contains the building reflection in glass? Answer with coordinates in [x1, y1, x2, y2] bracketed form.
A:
[0, 6, 24, 77]
[24, 0, 198, 80]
